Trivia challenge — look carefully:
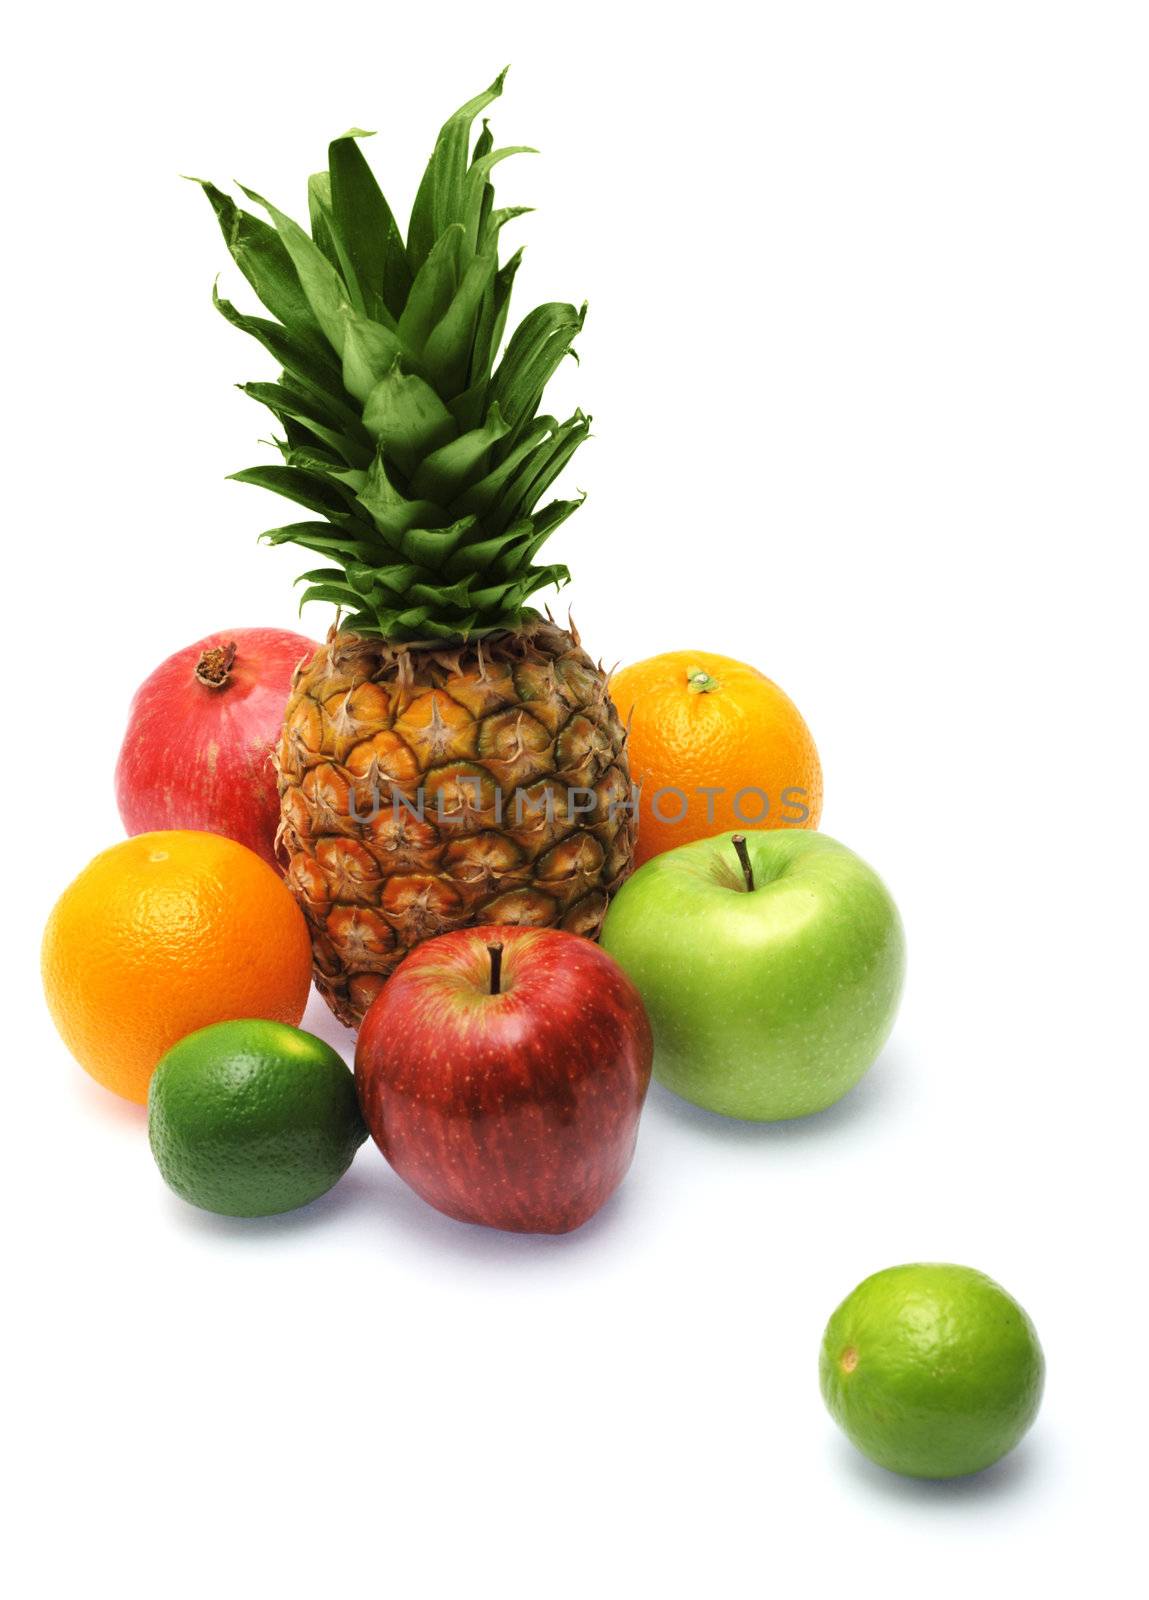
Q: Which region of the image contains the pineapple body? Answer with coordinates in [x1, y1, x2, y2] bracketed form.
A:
[201, 74, 630, 1020]
[278, 621, 634, 1025]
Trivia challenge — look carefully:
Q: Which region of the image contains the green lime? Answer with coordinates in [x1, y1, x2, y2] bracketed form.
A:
[819, 1263, 1045, 1479]
[148, 1020, 367, 1217]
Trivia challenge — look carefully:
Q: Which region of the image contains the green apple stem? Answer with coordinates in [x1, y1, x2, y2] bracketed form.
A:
[487, 942, 504, 996]
[732, 833, 755, 892]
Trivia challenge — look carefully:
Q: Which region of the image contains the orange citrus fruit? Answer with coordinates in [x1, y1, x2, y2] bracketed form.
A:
[610, 651, 823, 867]
[42, 830, 313, 1105]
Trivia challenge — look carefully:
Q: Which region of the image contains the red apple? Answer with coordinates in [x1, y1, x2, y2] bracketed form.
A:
[355, 926, 653, 1234]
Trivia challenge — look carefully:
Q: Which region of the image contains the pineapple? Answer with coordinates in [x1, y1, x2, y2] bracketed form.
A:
[201, 71, 635, 1025]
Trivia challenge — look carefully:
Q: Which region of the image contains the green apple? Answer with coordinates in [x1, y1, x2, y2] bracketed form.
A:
[600, 830, 905, 1120]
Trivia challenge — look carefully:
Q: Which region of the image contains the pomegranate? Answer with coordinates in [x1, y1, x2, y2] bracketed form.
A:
[115, 628, 318, 868]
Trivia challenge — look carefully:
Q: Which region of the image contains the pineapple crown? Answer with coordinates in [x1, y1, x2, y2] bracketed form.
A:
[198, 69, 588, 643]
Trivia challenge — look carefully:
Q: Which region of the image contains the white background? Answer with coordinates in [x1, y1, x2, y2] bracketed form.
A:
[8, 2, 1147, 1594]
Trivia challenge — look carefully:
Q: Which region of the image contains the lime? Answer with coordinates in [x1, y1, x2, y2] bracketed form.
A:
[819, 1263, 1045, 1479]
[148, 1020, 367, 1217]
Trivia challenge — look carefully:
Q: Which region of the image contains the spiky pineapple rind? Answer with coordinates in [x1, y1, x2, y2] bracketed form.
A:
[277, 620, 635, 1023]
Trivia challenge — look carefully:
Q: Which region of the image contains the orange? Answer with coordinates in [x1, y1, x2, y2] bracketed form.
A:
[610, 651, 823, 867]
[42, 831, 313, 1104]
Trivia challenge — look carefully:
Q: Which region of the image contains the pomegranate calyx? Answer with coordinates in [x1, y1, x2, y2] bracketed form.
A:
[194, 640, 238, 689]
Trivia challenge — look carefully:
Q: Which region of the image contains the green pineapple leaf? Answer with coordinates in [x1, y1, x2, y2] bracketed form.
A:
[455, 417, 555, 513]
[491, 303, 585, 441]
[194, 179, 328, 353]
[203, 71, 590, 642]
[306, 172, 365, 316]
[399, 516, 476, 567]
[295, 581, 366, 614]
[398, 225, 466, 355]
[460, 146, 535, 248]
[238, 184, 353, 354]
[212, 286, 347, 415]
[410, 404, 509, 503]
[240, 382, 374, 468]
[362, 364, 458, 472]
[229, 464, 360, 520]
[259, 522, 385, 563]
[356, 454, 442, 541]
[421, 249, 498, 398]
[468, 246, 524, 390]
[328, 131, 412, 322]
[407, 68, 508, 273]
[339, 311, 410, 404]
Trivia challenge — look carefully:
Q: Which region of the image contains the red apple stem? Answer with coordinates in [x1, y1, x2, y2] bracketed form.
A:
[487, 942, 504, 996]
[732, 833, 755, 892]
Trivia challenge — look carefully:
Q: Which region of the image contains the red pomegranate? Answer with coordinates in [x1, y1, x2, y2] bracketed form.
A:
[115, 628, 318, 868]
